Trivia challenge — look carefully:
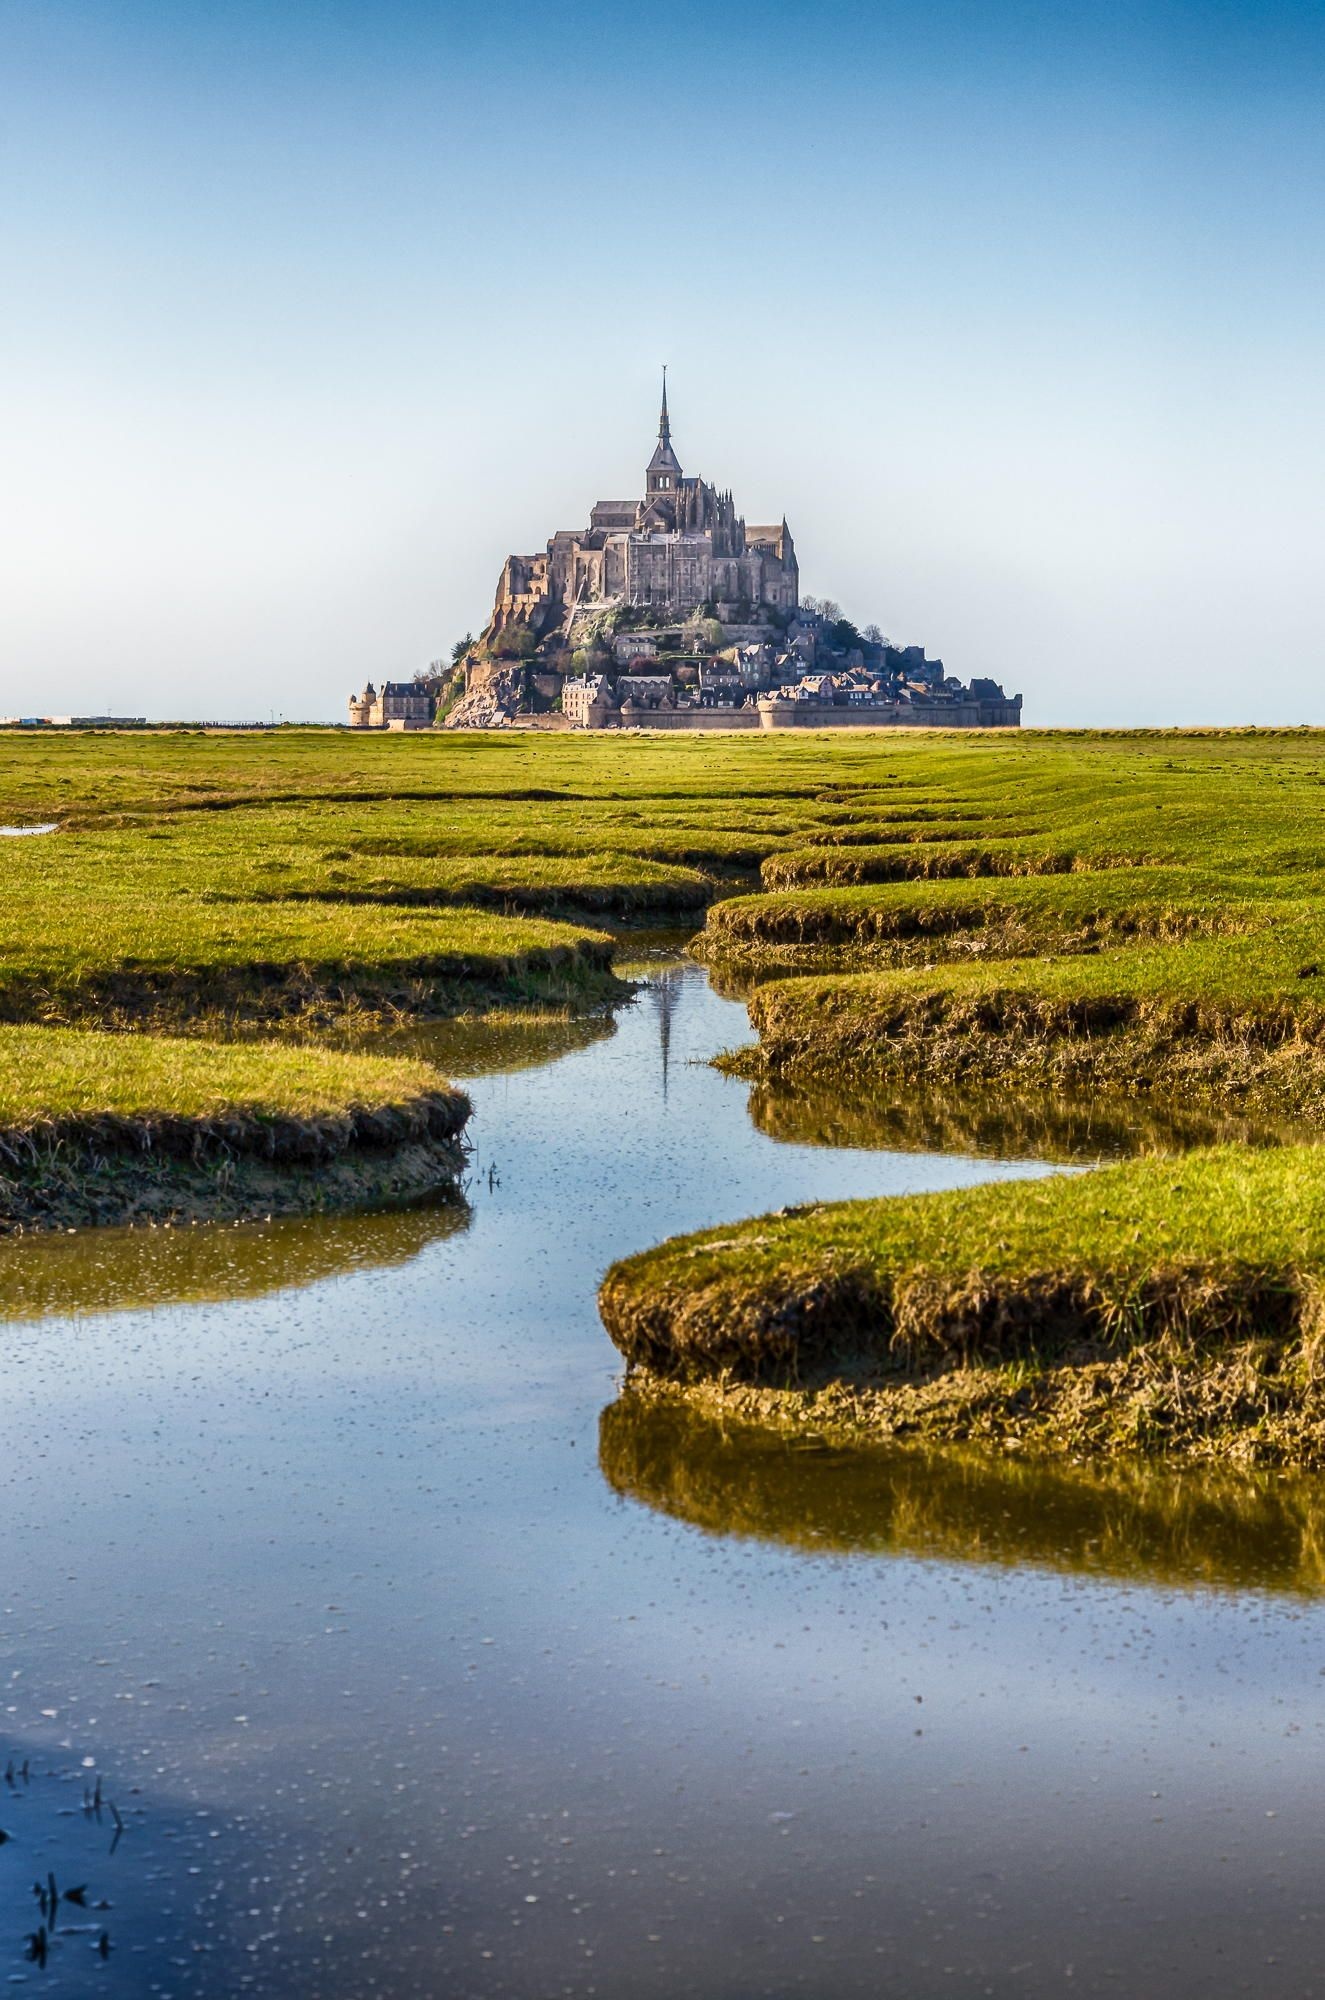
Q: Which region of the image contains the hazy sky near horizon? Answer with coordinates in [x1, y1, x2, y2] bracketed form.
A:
[2, 0, 1322, 725]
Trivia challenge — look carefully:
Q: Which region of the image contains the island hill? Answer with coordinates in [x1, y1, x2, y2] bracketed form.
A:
[347, 380, 1021, 733]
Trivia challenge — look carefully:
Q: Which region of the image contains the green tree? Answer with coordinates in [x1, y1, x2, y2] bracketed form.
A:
[496, 625, 537, 661]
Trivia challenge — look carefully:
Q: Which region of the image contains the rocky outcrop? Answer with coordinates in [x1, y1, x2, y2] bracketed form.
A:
[445, 663, 522, 730]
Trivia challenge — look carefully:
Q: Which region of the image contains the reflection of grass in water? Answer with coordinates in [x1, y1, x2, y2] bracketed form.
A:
[370, 1007, 618, 1078]
[744, 1075, 1306, 1163]
[319, 937, 695, 1075]
[607, 924, 707, 973]
[699, 957, 787, 1004]
[599, 1388, 1325, 1596]
[0, 1193, 468, 1322]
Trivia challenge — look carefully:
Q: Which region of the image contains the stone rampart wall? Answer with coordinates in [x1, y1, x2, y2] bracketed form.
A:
[610, 709, 761, 732]
[757, 703, 1020, 731]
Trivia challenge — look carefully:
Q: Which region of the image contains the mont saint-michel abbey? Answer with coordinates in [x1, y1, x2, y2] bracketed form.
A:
[349, 379, 1021, 730]
[488, 377, 799, 640]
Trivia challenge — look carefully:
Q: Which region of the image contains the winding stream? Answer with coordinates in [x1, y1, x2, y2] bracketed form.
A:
[2, 959, 1324, 1995]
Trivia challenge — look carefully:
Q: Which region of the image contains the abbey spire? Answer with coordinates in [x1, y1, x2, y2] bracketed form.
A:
[646, 369, 683, 496]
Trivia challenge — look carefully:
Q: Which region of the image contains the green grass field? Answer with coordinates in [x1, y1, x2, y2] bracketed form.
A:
[9, 726, 1325, 1274]
[0, 1022, 459, 1131]
[0, 734, 837, 1023]
[558, 722, 1325, 1464]
[686, 732, 1325, 1117]
[9, 725, 1325, 1039]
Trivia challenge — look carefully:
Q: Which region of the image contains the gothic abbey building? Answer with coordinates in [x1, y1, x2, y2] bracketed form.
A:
[486, 380, 799, 643]
[348, 380, 1022, 730]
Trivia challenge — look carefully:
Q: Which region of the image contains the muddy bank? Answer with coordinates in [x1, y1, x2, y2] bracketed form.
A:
[0, 1088, 471, 1233]
[700, 894, 1226, 967]
[607, 1340, 1325, 1470]
[740, 980, 1325, 1121]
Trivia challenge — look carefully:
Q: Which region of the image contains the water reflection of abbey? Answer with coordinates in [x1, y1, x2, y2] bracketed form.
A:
[650, 967, 683, 1102]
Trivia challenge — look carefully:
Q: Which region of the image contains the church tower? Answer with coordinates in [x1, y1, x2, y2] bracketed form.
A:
[645, 370, 683, 497]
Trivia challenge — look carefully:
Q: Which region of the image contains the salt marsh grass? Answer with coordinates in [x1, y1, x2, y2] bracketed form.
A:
[9, 726, 1325, 1258]
[599, 1145, 1325, 1463]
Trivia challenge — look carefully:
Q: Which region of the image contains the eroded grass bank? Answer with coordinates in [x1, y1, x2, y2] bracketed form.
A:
[0, 1026, 470, 1232]
[0, 898, 624, 1034]
[689, 733, 1325, 1115]
[737, 955, 1325, 1119]
[598, 1148, 1325, 1465]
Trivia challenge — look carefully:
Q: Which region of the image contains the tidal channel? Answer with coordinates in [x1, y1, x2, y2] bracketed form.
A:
[2, 958, 1323, 1995]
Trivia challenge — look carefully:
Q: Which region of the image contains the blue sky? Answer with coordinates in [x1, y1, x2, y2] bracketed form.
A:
[1, 0, 1321, 723]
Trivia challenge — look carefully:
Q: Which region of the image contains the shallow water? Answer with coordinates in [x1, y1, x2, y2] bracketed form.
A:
[0, 823, 57, 837]
[3, 964, 1325, 1995]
